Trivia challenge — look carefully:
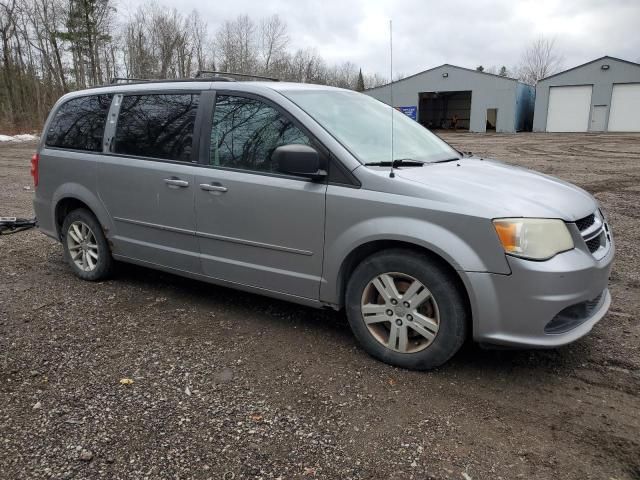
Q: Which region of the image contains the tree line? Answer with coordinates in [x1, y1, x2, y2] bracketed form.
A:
[0, 0, 385, 131]
[0, 0, 563, 133]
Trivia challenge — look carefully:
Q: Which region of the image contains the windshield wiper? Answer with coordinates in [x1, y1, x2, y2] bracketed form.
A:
[364, 159, 425, 167]
[455, 149, 473, 157]
[432, 157, 461, 163]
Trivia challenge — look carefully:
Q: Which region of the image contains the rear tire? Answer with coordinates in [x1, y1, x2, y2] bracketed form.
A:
[61, 208, 113, 281]
[345, 249, 467, 370]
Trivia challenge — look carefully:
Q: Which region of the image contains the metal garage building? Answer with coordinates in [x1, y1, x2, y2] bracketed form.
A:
[364, 64, 535, 133]
[533, 56, 640, 132]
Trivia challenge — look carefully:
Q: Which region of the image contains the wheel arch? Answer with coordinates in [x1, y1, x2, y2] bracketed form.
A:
[333, 240, 472, 323]
[52, 183, 113, 240]
[55, 198, 92, 237]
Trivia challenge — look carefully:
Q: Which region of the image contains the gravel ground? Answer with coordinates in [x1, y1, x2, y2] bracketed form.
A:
[1, 133, 639, 480]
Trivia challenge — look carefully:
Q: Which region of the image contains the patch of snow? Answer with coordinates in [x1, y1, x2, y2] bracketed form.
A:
[14, 134, 39, 142]
[0, 133, 40, 142]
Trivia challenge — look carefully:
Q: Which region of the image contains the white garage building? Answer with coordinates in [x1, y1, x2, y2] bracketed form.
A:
[533, 56, 640, 132]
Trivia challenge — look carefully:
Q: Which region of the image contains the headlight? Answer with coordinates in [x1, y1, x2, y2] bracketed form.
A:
[493, 218, 574, 260]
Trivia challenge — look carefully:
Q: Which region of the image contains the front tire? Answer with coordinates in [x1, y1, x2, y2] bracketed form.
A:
[345, 249, 468, 370]
[61, 208, 113, 281]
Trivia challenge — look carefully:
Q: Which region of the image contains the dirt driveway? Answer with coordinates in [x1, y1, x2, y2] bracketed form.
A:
[1, 133, 639, 480]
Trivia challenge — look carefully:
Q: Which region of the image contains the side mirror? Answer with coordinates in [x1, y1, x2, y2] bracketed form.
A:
[274, 144, 327, 180]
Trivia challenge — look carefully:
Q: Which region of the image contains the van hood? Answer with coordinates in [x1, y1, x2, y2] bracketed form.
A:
[394, 158, 597, 221]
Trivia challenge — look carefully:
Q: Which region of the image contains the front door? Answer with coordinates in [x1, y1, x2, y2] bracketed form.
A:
[590, 105, 607, 132]
[97, 92, 201, 272]
[194, 93, 327, 300]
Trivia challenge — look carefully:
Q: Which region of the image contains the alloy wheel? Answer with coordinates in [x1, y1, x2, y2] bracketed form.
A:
[66, 221, 99, 272]
[360, 272, 440, 353]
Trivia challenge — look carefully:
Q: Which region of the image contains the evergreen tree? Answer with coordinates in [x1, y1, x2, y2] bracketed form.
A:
[356, 68, 365, 91]
[58, 0, 114, 87]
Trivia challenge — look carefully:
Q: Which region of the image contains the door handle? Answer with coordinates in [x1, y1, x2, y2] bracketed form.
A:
[164, 178, 189, 188]
[199, 183, 228, 193]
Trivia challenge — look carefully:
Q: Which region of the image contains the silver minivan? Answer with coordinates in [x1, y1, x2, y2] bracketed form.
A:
[32, 79, 614, 369]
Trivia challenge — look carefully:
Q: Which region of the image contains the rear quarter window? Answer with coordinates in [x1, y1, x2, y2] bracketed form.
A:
[114, 93, 199, 162]
[45, 95, 112, 152]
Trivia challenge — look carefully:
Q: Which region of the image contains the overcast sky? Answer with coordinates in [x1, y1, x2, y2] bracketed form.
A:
[125, 0, 640, 78]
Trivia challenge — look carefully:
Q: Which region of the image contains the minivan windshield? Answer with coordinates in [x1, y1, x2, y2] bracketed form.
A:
[281, 89, 459, 164]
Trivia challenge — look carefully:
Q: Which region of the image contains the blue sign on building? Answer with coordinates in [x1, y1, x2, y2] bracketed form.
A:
[397, 106, 418, 121]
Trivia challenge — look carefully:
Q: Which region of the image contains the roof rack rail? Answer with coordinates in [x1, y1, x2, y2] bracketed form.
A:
[110, 77, 153, 84]
[194, 70, 279, 82]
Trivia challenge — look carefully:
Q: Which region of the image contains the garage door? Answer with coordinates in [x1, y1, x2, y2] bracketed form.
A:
[546, 85, 592, 132]
[608, 83, 640, 132]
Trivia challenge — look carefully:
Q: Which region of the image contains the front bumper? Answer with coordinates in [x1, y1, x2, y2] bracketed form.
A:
[465, 238, 614, 348]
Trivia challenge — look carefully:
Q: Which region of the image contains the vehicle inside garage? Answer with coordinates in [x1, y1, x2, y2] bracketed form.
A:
[418, 91, 471, 130]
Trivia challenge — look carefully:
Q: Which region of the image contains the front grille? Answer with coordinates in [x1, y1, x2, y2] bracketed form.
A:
[574, 210, 609, 259]
[575, 214, 595, 232]
[544, 292, 605, 334]
[586, 232, 604, 253]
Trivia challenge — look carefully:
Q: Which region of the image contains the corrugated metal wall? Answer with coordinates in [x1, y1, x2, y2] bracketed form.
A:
[533, 57, 640, 132]
[365, 64, 533, 133]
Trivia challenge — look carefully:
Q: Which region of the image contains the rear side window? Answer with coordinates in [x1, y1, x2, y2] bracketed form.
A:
[210, 95, 310, 173]
[45, 95, 112, 152]
[114, 94, 199, 161]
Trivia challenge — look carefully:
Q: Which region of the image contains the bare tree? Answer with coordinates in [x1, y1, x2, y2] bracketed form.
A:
[364, 72, 387, 88]
[123, 7, 155, 78]
[284, 48, 327, 83]
[122, 3, 199, 79]
[235, 15, 256, 73]
[0, 0, 18, 124]
[215, 15, 257, 73]
[517, 36, 563, 84]
[188, 10, 208, 72]
[149, 5, 187, 77]
[259, 14, 288, 74]
[0, 4, 393, 131]
[27, 0, 68, 91]
[326, 61, 358, 88]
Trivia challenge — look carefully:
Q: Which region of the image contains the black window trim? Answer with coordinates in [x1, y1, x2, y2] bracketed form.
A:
[199, 89, 361, 187]
[44, 93, 114, 153]
[114, 90, 202, 163]
[42, 87, 361, 188]
[108, 89, 204, 164]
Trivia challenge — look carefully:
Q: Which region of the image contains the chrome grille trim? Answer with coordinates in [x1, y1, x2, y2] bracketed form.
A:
[580, 215, 603, 239]
[575, 210, 610, 260]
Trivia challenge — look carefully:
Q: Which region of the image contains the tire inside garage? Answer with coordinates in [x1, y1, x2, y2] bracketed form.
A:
[608, 83, 640, 132]
[546, 85, 593, 132]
